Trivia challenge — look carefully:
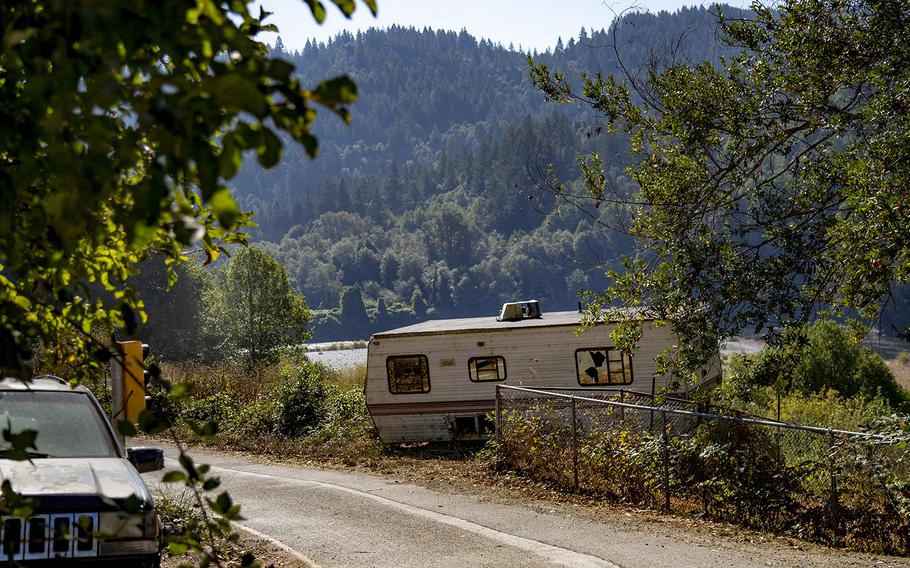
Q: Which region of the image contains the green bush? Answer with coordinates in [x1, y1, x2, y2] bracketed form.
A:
[272, 362, 329, 437]
[674, 421, 807, 530]
[721, 320, 909, 411]
[180, 391, 236, 428]
[221, 396, 279, 439]
[777, 390, 891, 431]
[160, 357, 380, 463]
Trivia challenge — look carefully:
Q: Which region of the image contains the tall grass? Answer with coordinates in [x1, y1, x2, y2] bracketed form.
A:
[154, 354, 380, 463]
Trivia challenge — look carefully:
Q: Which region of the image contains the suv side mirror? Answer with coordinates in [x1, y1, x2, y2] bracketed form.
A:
[127, 447, 164, 473]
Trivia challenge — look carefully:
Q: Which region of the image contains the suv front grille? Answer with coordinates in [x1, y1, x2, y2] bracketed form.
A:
[1, 513, 99, 561]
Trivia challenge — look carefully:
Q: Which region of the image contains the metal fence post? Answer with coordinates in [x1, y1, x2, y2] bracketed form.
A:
[495, 385, 502, 446]
[571, 396, 579, 491]
[619, 389, 625, 423]
[649, 377, 656, 432]
[661, 410, 670, 513]
[828, 428, 839, 543]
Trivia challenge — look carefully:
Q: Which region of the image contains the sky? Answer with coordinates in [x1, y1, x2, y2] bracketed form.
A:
[256, 0, 730, 53]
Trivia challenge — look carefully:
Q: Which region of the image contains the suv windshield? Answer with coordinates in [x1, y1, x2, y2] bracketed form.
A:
[0, 391, 118, 458]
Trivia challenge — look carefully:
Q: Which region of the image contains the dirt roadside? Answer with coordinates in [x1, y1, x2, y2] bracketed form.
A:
[162, 530, 310, 568]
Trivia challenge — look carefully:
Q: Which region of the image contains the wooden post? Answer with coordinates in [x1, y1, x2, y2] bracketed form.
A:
[649, 376, 656, 432]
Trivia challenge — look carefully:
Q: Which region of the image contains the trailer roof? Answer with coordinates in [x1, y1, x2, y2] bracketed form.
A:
[373, 309, 648, 338]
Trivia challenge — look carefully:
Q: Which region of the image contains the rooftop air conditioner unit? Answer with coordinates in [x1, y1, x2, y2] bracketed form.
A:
[497, 300, 541, 322]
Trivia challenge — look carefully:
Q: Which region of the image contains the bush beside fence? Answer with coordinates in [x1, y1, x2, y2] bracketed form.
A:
[494, 386, 910, 555]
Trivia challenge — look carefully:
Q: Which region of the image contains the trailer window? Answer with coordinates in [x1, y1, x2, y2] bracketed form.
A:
[387, 355, 431, 394]
[575, 348, 633, 385]
[468, 356, 507, 382]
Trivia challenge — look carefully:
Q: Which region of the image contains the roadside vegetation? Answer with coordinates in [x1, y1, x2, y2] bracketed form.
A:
[152, 354, 381, 465]
[716, 321, 910, 424]
[156, 490, 272, 568]
[496, 399, 910, 554]
[493, 321, 910, 555]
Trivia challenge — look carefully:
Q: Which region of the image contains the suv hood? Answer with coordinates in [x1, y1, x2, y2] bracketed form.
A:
[0, 458, 153, 507]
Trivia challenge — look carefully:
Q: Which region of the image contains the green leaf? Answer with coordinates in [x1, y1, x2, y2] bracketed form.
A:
[179, 453, 196, 479]
[207, 75, 266, 117]
[120, 303, 138, 334]
[170, 382, 192, 400]
[304, 0, 327, 23]
[137, 409, 167, 435]
[312, 75, 358, 105]
[240, 552, 261, 568]
[168, 541, 188, 556]
[267, 59, 295, 82]
[209, 189, 242, 229]
[122, 494, 143, 514]
[192, 420, 219, 439]
[360, 0, 378, 15]
[214, 492, 233, 514]
[256, 129, 283, 169]
[117, 420, 138, 437]
[331, 0, 356, 17]
[1, 425, 39, 461]
[162, 471, 187, 483]
[218, 135, 243, 180]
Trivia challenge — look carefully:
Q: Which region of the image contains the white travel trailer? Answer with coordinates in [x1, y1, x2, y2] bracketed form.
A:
[365, 301, 722, 443]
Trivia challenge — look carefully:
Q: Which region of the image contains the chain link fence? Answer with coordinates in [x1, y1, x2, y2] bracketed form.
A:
[494, 385, 910, 554]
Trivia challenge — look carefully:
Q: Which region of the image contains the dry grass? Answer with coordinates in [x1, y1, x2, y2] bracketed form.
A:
[156, 356, 380, 466]
[329, 362, 367, 391]
[887, 357, 910, 391]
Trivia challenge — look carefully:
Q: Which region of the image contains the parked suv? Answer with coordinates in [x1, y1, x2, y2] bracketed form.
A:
[0, 375, 163, 566]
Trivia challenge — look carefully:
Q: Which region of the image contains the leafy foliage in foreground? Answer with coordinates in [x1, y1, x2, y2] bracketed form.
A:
[529, 0, 910, 377]
[0, 0, 373, 378]
[1, 0, 376, 565]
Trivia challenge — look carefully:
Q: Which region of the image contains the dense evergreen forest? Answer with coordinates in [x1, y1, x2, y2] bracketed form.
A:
[221, 6, 908, 341]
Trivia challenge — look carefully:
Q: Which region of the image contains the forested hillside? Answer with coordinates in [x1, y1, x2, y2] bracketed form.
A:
[234, 6, 724, 202]
[227, 6, 907, 341]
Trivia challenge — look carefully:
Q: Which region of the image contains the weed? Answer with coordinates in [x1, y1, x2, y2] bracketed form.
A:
[496, 397, 910, 555]
[156, 354, 381, 465]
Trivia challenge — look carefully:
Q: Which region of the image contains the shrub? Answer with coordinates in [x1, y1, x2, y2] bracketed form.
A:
[677, 421, 807, 530]
[777, 390, 891, 431]
[497, 397, 910, 553]
[720, 320, 909, 411]
[221, 396, 279, 439]
[180, 391, 236, 429]
[160, 356, 380, 464]
[272, 361, 329, 437]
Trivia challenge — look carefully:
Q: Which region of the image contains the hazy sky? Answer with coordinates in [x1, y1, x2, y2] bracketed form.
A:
[256, 0, 736, 53]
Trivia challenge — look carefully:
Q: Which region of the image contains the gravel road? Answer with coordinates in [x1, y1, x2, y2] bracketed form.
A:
[144, 447, 910, 568]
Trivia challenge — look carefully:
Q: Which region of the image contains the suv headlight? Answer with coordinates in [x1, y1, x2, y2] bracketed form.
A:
[97, 510, 159, 557]
[98, 510, 153, 539]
